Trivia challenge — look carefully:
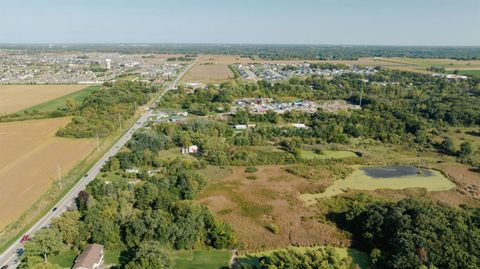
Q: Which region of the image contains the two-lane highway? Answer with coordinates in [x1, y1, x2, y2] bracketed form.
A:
[0, 59, 196, 268]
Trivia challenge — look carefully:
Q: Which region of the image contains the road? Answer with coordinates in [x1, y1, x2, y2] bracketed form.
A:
[0, 59, 196, 268]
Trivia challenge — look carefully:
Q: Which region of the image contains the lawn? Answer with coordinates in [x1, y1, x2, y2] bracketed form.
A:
[300, 150, 358, 160]
[171, 249, 231, 269]
[23, 85, 100, 113]
[50, 249, 77, 268]
[239, 246, 370, 269]
[447, 70, 480, 76]
[300, 166, 456, 204]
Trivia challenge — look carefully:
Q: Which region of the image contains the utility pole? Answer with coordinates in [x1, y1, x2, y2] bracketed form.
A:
[359, 86, 363, 107]
[118, 114, 122, 129]
[57, 163, 62, 188]
[96, 130, 100, 151]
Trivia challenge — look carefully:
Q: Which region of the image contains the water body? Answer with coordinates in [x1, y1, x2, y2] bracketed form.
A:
[361, 165, 433, 178]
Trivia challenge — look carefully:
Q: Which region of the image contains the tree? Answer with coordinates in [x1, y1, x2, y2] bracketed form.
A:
[125, 241, 173, 269]
[24, 228, 64, 263]
[65, 98, 78, 111]
[51, 210, 80, 247]
[458, 142, 473, 158]
[440, 137, 455, 154]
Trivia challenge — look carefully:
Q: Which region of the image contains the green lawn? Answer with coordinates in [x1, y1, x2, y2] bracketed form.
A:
[50, 249, 77, 268]
[300, 150, 358, 160]
[24, 85, 100, 113]
[239, 247, 369, 269]
[447, 70, 480, 76]
[300, 166, 456, 204]
[104, 250, 121, 265]
[171, 249, 231, 269]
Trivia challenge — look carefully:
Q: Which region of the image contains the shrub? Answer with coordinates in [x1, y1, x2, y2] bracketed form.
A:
[265, 223, 279, 234]
[245, 166, 258, 173]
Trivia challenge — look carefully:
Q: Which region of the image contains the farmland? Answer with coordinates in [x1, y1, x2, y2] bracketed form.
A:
[0, 118, 95, 229]
[0, 84, 88, 115]
[22, 85, 100, 113]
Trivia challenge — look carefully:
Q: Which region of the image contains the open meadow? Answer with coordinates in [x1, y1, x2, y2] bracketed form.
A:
[198, 165, 349, 251]
[0, 84, 88, 115]
[0, 118, 95, 229]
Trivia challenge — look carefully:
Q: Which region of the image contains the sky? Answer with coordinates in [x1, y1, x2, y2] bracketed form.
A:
[0, 0, 479, 46]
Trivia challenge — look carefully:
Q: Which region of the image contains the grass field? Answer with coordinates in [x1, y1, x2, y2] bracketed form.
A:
[23, 85, 100, 113]
[0, 84, 88, 115]
[300, 166, 456, 204]
[239, 246, 369, 269]
[50, 249, 77, 267]
[171, 249, 231, 269]
[199, 165, 348, 251]
[300, 150, 358, 160]
[0, 118, 96, 229]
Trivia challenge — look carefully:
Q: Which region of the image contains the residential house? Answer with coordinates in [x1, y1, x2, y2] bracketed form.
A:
[72, 244, 104, 269]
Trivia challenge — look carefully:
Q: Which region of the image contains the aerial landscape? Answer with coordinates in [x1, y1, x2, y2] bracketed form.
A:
[0, 1, 480, 269]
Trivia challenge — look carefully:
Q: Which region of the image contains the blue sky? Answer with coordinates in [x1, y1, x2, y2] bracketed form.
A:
[0, 0, 479, 45]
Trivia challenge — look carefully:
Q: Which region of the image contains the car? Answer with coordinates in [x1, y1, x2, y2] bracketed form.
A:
[84, 173, 88, 177]
[52, 207, 57, 212]
[1, 264, 9, 269]
[19, 234, 29, 243]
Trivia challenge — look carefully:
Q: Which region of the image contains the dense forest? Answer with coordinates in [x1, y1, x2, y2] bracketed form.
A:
[21, 157, 235, 268]
[331, 198, 480, 269]
[2, 44, 480, 60]
[57, 81, 156, 138]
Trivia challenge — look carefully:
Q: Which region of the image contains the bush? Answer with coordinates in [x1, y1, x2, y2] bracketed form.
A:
[265, 223, 279, 234]
[246, 175, 257, 180]
[245, 166, 258, 173]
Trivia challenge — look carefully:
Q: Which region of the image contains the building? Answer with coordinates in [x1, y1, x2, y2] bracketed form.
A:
[72, 244, 104, 269]
[125, 168, 139, 174]
[292, 123, 307, 129]
[182, 145, 199, 154]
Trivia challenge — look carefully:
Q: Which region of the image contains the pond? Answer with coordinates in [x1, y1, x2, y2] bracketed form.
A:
[361, 165, 433, 178]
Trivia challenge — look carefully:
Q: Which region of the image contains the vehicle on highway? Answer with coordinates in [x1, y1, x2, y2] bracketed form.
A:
[19, 235, 29, 244]
[52, 207, 57, 212]
[84, 173, 88, 177]
[1, 264, 8, 269]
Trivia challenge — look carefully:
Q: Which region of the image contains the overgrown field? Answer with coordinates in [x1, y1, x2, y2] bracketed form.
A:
[0, 84, 87, 115]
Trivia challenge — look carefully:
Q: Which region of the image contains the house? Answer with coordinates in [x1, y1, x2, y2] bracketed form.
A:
[181, 145, 199, 154]
[72, 244, 104, 269]
[125, 168, 139, 174]
[233, 125, 248, 130]
[292, 123, 307, 129]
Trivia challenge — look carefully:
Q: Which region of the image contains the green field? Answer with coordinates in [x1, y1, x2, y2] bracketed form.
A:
[300, 150, 358, 160]
[24, 85, 100, 113]
[447, 70, 480, 76]
[50, 249, 77, 267]
[171, 249, 231, 269]
[239, 247, 369, 269]
[300, 166, 455, 204]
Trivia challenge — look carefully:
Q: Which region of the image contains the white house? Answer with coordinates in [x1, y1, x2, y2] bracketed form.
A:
[182, 145, 199, 154]
[72, 244, 104, 269]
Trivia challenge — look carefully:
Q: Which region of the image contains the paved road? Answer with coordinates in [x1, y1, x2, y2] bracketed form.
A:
[0, 59, 196, 268]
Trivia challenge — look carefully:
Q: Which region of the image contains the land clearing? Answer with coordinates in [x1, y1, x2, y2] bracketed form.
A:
[300, 150, 358, 160]
[0, 84, 88, 115]
[198, 165, 349, 251]
[171, 249, 231, 269]
[300, 166, 456, 204]
[0, 118, 95, 229]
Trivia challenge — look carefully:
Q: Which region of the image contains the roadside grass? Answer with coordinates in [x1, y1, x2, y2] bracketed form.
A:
[23, 85, 100, 113]
[171, 249, 231, 269]
[0, 89, 164, 254]
[50, 249, 77, 268]
[239, 246, 370, 269]
[300, 149, 358, 160]
[300, 166, 456, 204]
[157, 147, 197, 161]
